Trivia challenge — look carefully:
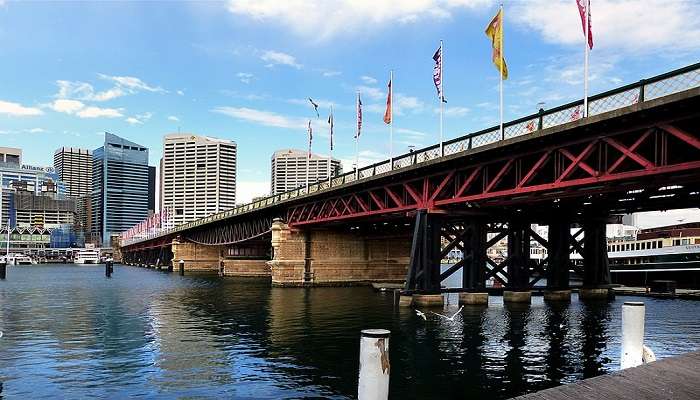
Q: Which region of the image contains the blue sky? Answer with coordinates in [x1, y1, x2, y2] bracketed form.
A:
[1, 0, 699, 212]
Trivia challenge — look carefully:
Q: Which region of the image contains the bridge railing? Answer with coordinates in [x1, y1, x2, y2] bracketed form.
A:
[121, 62, 700, 247]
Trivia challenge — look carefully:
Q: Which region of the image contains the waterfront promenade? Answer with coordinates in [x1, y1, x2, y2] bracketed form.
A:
[513, 350, 700, 400]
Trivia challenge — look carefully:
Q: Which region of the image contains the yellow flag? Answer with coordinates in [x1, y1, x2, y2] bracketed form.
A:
[485, 8, 508, 79]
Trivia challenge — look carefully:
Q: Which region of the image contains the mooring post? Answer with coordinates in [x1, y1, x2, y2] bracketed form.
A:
[0, 260, 6, 280]
[105, 260, 113, 278]
[358, 329, 390, 400]
[219, 259, 225, 277]
[179, 259, 185, 276]
[621, 301, 645, 369]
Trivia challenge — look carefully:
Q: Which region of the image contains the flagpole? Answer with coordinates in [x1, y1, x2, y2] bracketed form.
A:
[328, 105, 333, 185]
[389, 69, 394, 168]
[583, 0, 590, 118]
[439, 40, 444, 156]
[499, 4, 504, 140]
[355, 91, 360, 180]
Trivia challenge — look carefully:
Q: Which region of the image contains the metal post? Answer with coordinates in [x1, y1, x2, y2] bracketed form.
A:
[358, 329, 390, 400]
[179, 259, 185, 276]
[105, 260, 113, 278]
[0, 261, 6, 280]
[621, 301, 645, 369]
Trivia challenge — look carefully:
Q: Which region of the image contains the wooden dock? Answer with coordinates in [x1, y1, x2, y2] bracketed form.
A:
[511, 351, 700, 400]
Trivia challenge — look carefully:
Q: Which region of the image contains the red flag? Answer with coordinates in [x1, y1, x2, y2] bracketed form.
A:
[307, 120, 313, 159]
[576, 0, 593, 49]
[383, 78, 392, 124]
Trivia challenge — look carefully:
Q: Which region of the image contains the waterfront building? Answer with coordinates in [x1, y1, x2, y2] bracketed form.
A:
[0, 146, 22, 165]
[53, 147, 92, 198]
[161, 133, 237, 227]
[0, 149, 67, 226]
[148, 165, 156, 214]
[270, 149, 341, 195]
[91, 132, 150, 246]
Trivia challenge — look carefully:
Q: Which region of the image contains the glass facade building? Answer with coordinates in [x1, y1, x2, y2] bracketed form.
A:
[91, 133, 150, 246]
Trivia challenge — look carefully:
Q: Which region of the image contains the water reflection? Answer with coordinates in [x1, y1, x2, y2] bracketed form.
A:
[0, 266, 698, 399]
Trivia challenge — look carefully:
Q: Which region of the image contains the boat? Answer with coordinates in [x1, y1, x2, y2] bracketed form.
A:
[74, 248, 100, 264]
[1, 253, 34, 265]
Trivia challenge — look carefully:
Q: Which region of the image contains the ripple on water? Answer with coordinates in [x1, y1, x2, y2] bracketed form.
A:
[1, 266, 700, 399]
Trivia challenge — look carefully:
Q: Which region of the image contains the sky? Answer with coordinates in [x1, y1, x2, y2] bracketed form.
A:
[0, 0, 699, 225]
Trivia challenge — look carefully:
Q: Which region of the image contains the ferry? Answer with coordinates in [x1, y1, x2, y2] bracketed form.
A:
[1, 253, 35, 265]
[74, 248, 100, 264]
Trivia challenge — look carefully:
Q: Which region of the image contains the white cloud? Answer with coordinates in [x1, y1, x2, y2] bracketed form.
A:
[260, 50, 302, 69]
[443, 106, 470, 117]
[50, 99, 85, 114]
[357, 85, 384, 100]
[0, 127, 48, 135]
[226, 0, 490, 41]
[76, 106, 123, 119]
[167, 115, 180, 122]
[125, 112, 153, 125]
[361, 75, 378, 84]
[321, 70, 342, 77]
[177, 90, 185, 96]
[237, 180, 272, 203]
[237, 72, 254, 83]
[396, 128, 427, 138]
[212, 106, 306, 129]
[98, 74, 165, 93]
[338, 149, 387, 171]
[0, 100, 43, 116]
[512, 0, 700, 53]
[26, 128, 46, 133]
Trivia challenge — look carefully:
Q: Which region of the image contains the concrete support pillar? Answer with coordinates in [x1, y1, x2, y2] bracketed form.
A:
[412, 294, 444, 307]
[462, 220, 487, 291]
[171, 237, 225, 274]
[503, 290, 532, 304]
[507, 220, 530, 290]
[459, 292, 488, 305]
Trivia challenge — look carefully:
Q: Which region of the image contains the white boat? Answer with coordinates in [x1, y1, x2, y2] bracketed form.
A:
[1, 254, 34, 265]
[74, 249, 100, 264]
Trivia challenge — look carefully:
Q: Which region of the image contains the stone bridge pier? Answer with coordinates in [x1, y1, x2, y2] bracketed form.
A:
[171, 236, 270, 277]
[268, 219, 410, 286]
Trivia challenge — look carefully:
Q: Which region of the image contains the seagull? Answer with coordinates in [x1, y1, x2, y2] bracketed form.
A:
[415, 309, 427, 321]
[430, 306, 464, 322]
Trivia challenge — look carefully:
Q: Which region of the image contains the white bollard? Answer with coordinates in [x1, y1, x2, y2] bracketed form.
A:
[621, 301, 645, 369]
[358, 329, 390, 400]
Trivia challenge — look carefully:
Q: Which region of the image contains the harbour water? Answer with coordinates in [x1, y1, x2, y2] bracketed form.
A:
[1, 265, 699, 399]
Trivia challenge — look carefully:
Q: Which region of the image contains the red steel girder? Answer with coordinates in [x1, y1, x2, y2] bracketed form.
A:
[287, 121, 700, 226]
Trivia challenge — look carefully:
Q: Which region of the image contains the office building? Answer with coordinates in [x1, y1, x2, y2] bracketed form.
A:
[271, 149, 341, 195]
[91, 132, 150, 246]
[53, 147, 92, 198]
[0, 147, 21, 165]
[148, 165, 156, 214]
[0, 157, 67, 226]
[161, 133, 237, 227]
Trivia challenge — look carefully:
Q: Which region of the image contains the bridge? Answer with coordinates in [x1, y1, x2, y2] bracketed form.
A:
[120, 63, 700, 306]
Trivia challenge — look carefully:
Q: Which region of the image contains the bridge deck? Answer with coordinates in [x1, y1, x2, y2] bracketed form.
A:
[511, 351, 700, 400]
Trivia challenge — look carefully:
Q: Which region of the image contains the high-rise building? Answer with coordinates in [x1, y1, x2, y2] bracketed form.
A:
[271, 149, 341, 195]
[161, 133, 237, 227]
[148, 165, 156, 214]
[91, 132, 150, 246]
[53, 147, 92, 198]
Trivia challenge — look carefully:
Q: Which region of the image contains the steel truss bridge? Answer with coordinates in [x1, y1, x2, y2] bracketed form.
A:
[122, 63, 700, 292]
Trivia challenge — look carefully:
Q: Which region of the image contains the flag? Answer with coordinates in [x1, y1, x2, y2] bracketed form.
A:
[571, 105, 582, 121]
[432, 45, 446, 102]
[307, 120, 313, 158]
[383, 77, 392, 124]
[485, 8, 508, 79]
[328, 110, 334, 150]
[309, 98, 320, 118]
[355, 93, 362, 138]
[576, 0, 593, 49]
